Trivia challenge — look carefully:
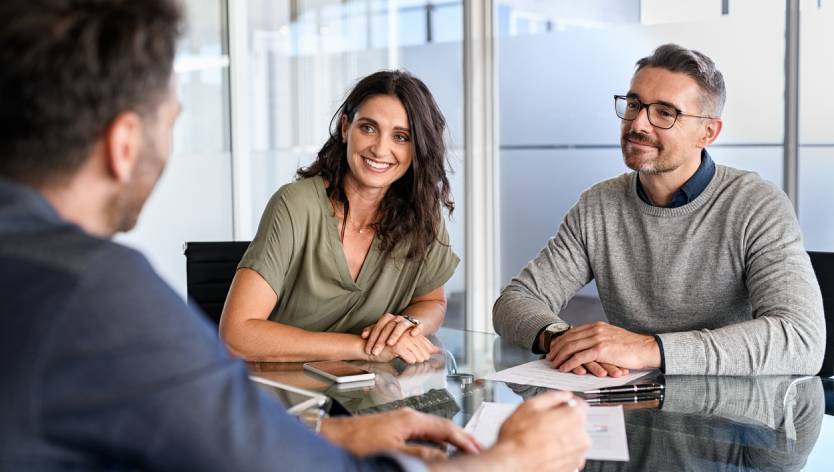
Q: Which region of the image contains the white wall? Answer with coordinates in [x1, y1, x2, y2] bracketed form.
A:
[497, 1, 787, 286]
[116, 69, 234, 298]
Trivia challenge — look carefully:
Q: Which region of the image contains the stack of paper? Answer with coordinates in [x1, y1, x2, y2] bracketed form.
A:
[464, 402, 630, 462]
[484, 359, 652, 391]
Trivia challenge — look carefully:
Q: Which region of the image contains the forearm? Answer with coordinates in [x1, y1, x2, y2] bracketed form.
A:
[492, 210, 591, 350]
[401, 299, 445, 335]
[493, 288, 562, 351]
[658, 313, 825, 375]
[222, 319, 369, 362]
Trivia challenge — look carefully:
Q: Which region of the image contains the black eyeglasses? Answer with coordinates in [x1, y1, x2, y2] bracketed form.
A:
[614, 95, 714, 130]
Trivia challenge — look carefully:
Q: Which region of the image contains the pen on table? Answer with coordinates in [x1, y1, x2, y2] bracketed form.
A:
[585, 392, 663, 404]
[583, 383, 664, 395]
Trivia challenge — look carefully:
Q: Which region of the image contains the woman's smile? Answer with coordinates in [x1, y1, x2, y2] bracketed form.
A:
[362, 156, 396, 173]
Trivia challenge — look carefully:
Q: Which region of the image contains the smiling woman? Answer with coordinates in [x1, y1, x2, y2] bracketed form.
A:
[343, 97, 413, 178]
[218, 71, 459, 365]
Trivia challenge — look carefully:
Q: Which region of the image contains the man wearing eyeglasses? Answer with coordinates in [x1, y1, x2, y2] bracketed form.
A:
[494, 44, 825, 377]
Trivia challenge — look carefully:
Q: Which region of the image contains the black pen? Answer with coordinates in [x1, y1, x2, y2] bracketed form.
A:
[583, 383, 664, 395]
[585, 392, 663, 404]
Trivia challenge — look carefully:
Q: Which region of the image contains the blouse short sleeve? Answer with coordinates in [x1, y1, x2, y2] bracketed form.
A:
[237, 186, 297, 297]
[413, 217, 460, 297]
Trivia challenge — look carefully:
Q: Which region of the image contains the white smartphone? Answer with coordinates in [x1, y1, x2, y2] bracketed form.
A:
[303, 360, 376, 383]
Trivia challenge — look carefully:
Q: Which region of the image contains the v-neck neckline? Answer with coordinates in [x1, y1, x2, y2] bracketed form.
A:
[315, 177, 380, 291]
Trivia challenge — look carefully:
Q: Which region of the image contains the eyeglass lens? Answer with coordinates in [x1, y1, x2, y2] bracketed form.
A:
[615, 96, 677, 129]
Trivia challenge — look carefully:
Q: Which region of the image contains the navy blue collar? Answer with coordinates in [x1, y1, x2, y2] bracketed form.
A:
[636, 150, 715, 208]
[0, 177, 65, 232]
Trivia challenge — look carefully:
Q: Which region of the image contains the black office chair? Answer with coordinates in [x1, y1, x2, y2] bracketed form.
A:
[183, 241, 251, 325]
[808, 251, 834, 377]
[824, 378, 834, 416]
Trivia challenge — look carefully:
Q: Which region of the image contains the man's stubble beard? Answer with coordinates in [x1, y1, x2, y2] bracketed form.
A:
[621, 130, 677, 175]
[107, 134, 167, 234]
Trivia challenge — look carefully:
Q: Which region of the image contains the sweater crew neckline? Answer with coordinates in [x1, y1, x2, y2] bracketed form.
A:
[630, 164, 725, 218]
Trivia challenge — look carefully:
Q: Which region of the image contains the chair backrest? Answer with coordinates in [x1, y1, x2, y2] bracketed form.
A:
[824, 378, 834, 416]
[808, 251, 834, 377]
[184, 241, 251, 324]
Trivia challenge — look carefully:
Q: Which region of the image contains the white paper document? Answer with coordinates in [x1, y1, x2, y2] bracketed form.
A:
[464, 402, 630, 462]
[484, 359, 653, 391]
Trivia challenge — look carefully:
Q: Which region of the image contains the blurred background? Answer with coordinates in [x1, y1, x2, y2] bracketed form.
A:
[116, 0, 834, 332]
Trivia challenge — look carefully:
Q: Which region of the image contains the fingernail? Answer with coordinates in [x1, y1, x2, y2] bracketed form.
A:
[388, 340, 394, 345]
[373, 348, 381, 355]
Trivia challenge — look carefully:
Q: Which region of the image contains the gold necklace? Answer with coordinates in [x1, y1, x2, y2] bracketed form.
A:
[347, 219, 375, 234]
[331, 199, 375, 235]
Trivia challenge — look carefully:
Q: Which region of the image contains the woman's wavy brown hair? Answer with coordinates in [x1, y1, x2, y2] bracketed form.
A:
[298, 70, 454, 260]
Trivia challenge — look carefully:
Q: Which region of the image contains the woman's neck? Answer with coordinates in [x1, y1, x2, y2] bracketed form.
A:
[339, 174, 386, 227]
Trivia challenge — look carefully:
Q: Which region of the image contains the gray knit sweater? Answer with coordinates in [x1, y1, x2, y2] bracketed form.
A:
[493, 164, 825, 375]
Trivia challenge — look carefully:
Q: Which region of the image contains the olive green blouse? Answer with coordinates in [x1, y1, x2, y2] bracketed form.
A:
[238, 176, 460, 335]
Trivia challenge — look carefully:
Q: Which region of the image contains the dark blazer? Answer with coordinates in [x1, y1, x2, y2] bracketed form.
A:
[0, 178, 406, 471]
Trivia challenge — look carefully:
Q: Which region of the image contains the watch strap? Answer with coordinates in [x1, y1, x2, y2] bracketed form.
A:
[542, 323, 570, 353]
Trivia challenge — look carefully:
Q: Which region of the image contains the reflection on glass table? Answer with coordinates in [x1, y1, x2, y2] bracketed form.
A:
[247, 328, 833, 471]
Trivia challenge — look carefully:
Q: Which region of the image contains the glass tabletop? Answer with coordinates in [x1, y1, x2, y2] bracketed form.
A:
[248, 327, 834, 471]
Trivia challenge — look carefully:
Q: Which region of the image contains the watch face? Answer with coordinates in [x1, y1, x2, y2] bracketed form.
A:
[547, 321, 570, 334]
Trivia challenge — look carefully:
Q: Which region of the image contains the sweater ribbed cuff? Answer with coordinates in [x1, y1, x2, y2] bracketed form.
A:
[653, 334, 666, 373]
[656, 331, 707, 375]
[516, 311, 559, 354]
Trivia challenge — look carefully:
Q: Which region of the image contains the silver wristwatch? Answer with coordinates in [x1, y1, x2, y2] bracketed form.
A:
[542, 320, 571, 352]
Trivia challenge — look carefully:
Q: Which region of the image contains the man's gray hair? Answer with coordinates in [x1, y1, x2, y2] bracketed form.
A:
[635, 43, 726, 116]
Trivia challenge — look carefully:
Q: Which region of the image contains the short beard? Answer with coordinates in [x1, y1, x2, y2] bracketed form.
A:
[106, 134, 164, 233]
[109, 182, 144, 233]
[621, 131, 673, 174]
[630, 163, 667, 175]
[623, 157, 678, 175]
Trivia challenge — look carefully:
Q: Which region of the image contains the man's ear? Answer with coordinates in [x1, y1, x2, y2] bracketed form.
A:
[103, 112, 143, 184]
[699, 117, 723, 147]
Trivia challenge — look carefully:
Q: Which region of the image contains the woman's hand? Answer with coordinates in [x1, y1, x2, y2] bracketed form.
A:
[366, 332, 440, 364]
[391, 333, 440, 363]
[362, 313, 424, 356]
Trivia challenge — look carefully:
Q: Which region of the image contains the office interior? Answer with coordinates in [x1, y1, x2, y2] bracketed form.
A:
[121, 0, 833, 330]
[111, 0, 834, 467]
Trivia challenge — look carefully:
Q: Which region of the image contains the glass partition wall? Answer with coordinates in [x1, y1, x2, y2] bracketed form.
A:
[799, 0, 834, 251]
[244, 0, 467, 327]
[496, 0, 787, 324]
[116, 0, 830, 331]
[117, 0, 233, 297]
